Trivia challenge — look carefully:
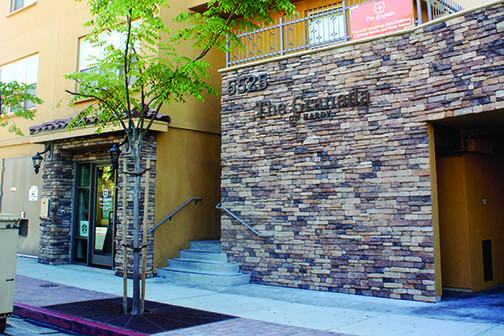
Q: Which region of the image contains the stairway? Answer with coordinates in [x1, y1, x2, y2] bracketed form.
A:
[156, 240, 250, 288]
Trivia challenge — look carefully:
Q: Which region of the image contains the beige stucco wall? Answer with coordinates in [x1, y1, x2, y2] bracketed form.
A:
[0, 157, 42, 256]
[0, 1, 223, 261]
[153, 128, 221, 270]
[0, 0, 223, 142]
[0, 0, 93, 141]
[438, 153, 504, 292]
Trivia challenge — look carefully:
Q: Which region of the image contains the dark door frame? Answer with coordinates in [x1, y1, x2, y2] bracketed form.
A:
[71, 162, 116, 268]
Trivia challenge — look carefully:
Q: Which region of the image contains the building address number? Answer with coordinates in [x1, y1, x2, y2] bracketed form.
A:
[227, 73, 268, 95]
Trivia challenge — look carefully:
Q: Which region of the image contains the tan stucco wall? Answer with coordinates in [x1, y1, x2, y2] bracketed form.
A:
[0, 0, 223, 141]
[186, 0, 489, 11]
[158, 1, 223, 135]
[437, 154, 472, 289]
[153, 128, 221, 270]
[0, 1, 224, 263]
[465, 154, 504, 291]
[0, 157, 42, 256]
[438, 153, 504, 291]
[0, 0, 93, 140]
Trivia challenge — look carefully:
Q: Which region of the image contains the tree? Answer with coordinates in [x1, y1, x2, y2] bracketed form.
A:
[0, 82, 42, 135]
[65, 0, 295, 315]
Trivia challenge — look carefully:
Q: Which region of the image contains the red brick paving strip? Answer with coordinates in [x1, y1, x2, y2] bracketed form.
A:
[14, 275, 356, 336]
[15, 275, 117, 307]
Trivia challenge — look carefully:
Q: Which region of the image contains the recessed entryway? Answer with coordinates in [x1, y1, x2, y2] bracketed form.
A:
[432, 109, 504, 295]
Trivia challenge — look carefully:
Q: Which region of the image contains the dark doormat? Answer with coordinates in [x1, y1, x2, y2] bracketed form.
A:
[44, 297, 236, 334]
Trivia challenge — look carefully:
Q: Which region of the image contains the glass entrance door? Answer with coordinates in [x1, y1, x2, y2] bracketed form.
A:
[91, 165, 115, 267]
[73, 163, 115, 268]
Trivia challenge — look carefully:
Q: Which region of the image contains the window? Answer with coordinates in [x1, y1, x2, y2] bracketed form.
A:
[309, 10, 345, 46]
[77, 25, 140, 93]
[0, 54, 39, 112]
[79, 32, 124, 73]
[11, 0, 35, 12]
[78, 23, 140, 73]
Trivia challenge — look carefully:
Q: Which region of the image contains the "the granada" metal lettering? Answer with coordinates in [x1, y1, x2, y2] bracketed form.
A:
[255, 87, 370, 122]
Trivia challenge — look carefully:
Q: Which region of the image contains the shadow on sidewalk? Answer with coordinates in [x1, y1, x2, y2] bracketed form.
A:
[414, 284, 504, 324]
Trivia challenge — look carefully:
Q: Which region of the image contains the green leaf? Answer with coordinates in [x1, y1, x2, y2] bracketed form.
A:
[65, 0, 294, 134]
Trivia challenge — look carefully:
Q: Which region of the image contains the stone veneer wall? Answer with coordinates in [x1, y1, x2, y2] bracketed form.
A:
[39, 132, 157, 278]
[220, 2, 504, 302]
[39, 150, 74, 264]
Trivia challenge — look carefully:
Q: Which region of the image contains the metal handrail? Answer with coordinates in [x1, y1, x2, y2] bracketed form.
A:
[147, 197, 202, 234]
[216, 202, 272, 238]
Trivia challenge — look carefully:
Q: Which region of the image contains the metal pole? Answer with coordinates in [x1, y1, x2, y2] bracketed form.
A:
[343, 1, 349, 41]
[280, 17, 285, 56]
[226, 37, 230, 67]
[122, 172, 128, 314]
[140, 159, 151, 314]
[426, 0, 433, 21]
[416, 0, 423, 25]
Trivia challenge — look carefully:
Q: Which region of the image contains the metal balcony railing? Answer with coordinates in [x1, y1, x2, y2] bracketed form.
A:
[226, 0, 463, 67]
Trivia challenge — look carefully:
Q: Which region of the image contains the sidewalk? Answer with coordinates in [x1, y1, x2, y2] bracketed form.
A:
[14, 256, 504, 336]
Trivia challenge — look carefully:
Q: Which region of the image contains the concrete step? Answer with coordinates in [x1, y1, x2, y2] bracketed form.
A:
[157, 268, 251, 287]
[179, 249, 228, 262]
[156, 240, 250, 288]
[189, 240, 222, 252]
[168, 258, 240, 274]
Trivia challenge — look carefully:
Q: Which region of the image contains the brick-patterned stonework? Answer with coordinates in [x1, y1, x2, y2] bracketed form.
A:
[39, 132, 157, 278]
[220, 2, 504, 302]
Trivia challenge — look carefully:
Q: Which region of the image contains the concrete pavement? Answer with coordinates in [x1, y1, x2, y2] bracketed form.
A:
[14, 256, 504, 336]
[4, 314, 78, 336]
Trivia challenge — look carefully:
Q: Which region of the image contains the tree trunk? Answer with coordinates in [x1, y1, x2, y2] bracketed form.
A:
[131, 142, 142, 314]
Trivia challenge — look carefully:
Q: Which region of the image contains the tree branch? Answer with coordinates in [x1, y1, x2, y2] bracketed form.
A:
[192, 4, 239, 63]
[124, 9, 134, 131]
[142, 100, 163, 136]
[65, 89, 128, 131]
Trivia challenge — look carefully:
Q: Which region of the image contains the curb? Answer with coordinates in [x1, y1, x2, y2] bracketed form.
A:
[13, 302, 146, 336]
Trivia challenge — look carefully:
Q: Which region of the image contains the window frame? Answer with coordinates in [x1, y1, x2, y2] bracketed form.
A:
[77, 21, 141, 74]
[308, 8, 346, 47]
[76, 23, 141, 95]
[10, 0, 36, 13]
[0, 54, 39, 114]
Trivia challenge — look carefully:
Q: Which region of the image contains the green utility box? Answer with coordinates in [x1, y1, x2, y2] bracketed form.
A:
[0, 214, 21, 333]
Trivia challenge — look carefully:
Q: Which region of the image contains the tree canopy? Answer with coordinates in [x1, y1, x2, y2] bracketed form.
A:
[67, 0, 296, 135]
[0, 81, 42, 135]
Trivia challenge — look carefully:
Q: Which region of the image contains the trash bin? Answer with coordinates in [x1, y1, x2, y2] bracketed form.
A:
[0, 214, 21, 333]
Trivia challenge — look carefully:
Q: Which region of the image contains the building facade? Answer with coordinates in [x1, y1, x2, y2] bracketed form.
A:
[220, 0, 504, 301]
[1, 0, 503, 303]
[0, 0, 222, 275]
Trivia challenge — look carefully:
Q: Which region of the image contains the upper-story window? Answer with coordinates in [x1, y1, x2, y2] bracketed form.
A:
[79, 32, 124, 73]
[11, 0, 36, 12]
[0, 54, 39, 111]
[309, 9, 345, 46]
[78, 23, 140, 73]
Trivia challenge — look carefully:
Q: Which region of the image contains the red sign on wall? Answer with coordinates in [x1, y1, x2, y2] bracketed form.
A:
[350, 0, 414, 40]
